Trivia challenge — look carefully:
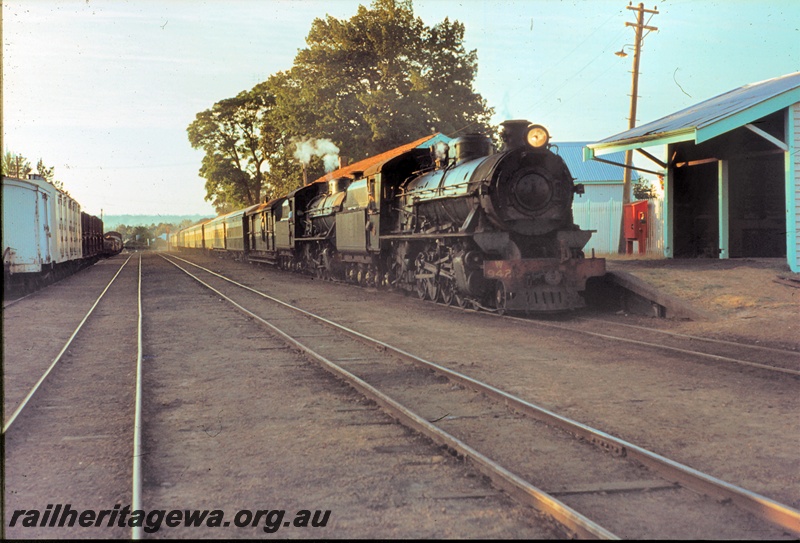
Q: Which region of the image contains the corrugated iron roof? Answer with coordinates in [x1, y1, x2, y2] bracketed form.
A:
[312, 133, 447, 184]
[589, 71, 800, 153]
[553, 141, 636, 184]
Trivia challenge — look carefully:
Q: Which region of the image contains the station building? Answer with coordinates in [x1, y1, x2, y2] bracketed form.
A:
[585, 71, 800, 272]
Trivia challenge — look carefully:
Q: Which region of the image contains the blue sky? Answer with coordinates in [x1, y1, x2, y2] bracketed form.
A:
[3, 0, 799, 216]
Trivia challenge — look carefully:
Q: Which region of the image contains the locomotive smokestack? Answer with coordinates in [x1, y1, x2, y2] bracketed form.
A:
[500, 120, 532, 150]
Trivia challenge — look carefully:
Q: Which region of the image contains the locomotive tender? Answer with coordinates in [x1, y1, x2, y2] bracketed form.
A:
[173, 120, 606, 313]
[3, 174, 107, 293]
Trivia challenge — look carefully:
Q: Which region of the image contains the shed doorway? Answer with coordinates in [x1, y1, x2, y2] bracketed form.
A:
[672, 154, 786, 258]
[728, 154, 786, 257]
[673, 162, 718, 257]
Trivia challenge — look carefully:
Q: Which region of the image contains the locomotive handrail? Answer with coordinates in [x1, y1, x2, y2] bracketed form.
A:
[405, 180, 472, 198]
[365, 232, 471, 240]
[409, 191, 477, 206]
[295, 230, 335, 242]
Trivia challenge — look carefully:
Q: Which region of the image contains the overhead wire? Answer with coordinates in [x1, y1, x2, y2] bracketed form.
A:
[524, 25, 629, 115]
[448, 8, 626, 137]
[533, 6, 661, 126]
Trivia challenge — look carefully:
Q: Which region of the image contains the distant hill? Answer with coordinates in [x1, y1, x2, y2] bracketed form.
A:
[103, 214, 213, 229]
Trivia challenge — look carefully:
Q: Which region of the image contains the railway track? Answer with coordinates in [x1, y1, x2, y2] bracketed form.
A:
[3, 254, 145, 539]
[393, 276, 800, 377]
[332, 268, 800, 377]
[3, 253, 569, 538]
[163, 253, 800, 539]
[505, 313, 800, 377]
[223, 252, 799, 377]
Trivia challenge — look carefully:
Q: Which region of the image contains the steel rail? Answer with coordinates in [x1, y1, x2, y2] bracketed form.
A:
[165, 253, 800, 536]
[161, 255, 617, 540]
[576, 316, 800, 356]
[3, 290, 36, 309]
[131, 254, 144, 540]
[502, 314, 800, 377]
[2, 254, 134, 434]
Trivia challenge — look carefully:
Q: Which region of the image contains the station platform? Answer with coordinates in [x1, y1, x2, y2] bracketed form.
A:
[594, 256, 799, 348]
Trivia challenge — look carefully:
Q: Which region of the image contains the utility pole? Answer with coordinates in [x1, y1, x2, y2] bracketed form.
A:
[618, 2, 658, 253]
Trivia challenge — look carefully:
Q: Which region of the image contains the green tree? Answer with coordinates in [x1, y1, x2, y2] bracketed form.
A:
[187, 88, 274, 213]
[35, 158, 63, 189]
[2, 152, 66, 190]
[633, 178, 657, 200]
[132, 225, 153, 247]
[188, 0, 493, 210]
[282, 0, 493, 158]
[253, 75, 316, 198]
[114, 224, 130, 239]
[2, 152, 32, 179]
[152, 222, 178, 238]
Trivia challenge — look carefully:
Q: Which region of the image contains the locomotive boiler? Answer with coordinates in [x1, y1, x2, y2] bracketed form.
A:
[383, 120, 605, 312]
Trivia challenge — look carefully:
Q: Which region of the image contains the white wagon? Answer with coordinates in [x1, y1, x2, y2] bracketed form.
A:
[3, 174, 84, 288]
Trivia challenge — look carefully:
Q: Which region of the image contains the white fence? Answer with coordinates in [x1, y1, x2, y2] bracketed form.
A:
[572, 199, 663, 256]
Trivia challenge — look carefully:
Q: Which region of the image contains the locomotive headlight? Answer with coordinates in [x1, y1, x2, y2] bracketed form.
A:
[525, 125, 550, 149]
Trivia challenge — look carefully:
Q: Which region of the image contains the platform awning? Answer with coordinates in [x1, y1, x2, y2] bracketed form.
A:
[583, 71, 800, 171]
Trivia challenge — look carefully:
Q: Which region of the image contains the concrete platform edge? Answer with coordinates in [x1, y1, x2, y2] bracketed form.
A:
[605, 271, 715, 321]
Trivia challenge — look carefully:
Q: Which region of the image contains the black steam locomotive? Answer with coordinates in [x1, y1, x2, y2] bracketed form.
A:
[174, 120, 605, 313]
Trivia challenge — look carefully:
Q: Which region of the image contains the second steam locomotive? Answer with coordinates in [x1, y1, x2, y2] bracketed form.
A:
[173, 120, 605, 313]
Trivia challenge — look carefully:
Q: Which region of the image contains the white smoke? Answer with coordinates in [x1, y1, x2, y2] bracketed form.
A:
[433, 141, 450, 162]
[293, 138, 340, 172]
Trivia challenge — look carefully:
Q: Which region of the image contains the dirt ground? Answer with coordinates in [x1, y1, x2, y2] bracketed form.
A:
[4, 252, 798, 538]
[605, 256, 799, 348]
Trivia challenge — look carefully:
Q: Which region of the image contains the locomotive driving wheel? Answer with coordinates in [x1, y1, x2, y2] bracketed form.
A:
[414, 253, 428, 299]
[439, 277, 456, 306]
[415, 276, 438, 300]
[426, 278, 440, 302]
[415, 276, 427, 299]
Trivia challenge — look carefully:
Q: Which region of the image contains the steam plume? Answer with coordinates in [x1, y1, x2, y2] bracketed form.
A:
[293, 138, 340, 172]
[433, 141, 450, 162]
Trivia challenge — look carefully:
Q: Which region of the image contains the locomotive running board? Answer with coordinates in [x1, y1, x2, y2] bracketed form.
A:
[380, 232, 472, 240]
